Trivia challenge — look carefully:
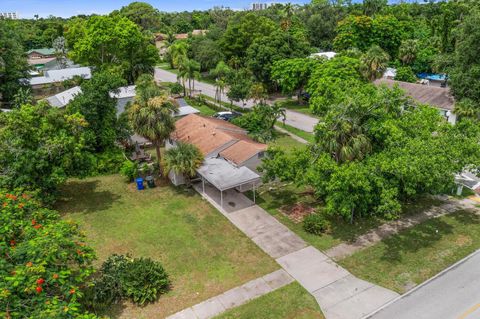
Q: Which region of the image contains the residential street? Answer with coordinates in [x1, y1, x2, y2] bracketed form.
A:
[365, 250, 480, 319]
[154, 68, 319, 133]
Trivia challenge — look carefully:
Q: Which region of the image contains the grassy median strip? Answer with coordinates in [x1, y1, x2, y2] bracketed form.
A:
[339, 210, 480, 293]
[276, 122, 315, 144]
[214, 282, 324, 319]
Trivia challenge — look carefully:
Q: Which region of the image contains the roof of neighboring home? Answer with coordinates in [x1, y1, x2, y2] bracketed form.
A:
[172, 114, 267, 165]
[374, 78, 455, 111]
[27, 57, 57, 65]
[109, 85, 136, 99]
[175, 33, 189, 40]
[310, 51, 336, 59]
[29, 67, 92, 86]
[46, 86, 82, 108]
[27, 48, 55, 56]
[175, 105, 200, 117]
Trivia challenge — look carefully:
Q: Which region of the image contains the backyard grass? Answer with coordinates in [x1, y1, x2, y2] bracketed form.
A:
[339, 210, 480, 293]
[276, 121, 315, 143]
[214, 282, 324, 319]
[247, 184, 444, 252]
[55, 175, 278, 319]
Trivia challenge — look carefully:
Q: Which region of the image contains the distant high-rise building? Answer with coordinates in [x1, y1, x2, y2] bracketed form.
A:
[0, 12, 18, 19]
[251, 3, 272, 11]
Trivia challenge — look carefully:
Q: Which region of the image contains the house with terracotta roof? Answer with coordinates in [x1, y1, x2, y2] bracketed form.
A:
[166, 114, 267, 205]
[374, 78, 457, 124]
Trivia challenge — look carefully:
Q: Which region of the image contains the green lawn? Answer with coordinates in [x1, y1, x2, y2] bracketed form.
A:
[269, 132, 307, 152]
[214, 282, 324, 319]
[275, 99, 317, 118]
[276, 122, 315, 143]
[184, 97, 218, 116]
[248, 185, 444, 252]
[340, 210, 480, 293]
[55, 175, 278, 319]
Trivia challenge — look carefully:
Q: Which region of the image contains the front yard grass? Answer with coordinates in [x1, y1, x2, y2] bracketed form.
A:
[248, 184, 444, 252]
[55, 175, 278, 318]
[339, 210, 480, 293]
[275, 99, 317, 118]
[269, 132, 308, 152]
[276, 121, 315, 143]
[214, 282, 324, 319]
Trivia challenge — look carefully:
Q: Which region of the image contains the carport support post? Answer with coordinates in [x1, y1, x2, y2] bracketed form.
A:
[253, 182, 256, 204]
[202, 176, 205, 194]
[220, 190, 223, 208]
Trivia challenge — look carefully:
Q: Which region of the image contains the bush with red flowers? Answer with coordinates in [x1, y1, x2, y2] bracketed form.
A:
[0, 191, 100, 319]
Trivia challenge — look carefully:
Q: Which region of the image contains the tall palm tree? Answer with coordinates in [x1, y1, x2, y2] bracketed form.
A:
[249, 83, 268, 104]
[214, 78, 226, 104]
[163, 142, 204, 186]
[135, 74, 162, 105]
[130, 95, 179, 174]
[178, 59, 200, 97]
[168, 41, 188, 69]
[360, 45, 390, 82]
[281, 3, 294, 31]
[398, 39, 418, 65]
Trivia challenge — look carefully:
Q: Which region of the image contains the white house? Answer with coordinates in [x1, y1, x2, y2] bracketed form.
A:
[310, 51, 337, 60]
[45, 86, 82, 108]
[28, 67, 92, 87]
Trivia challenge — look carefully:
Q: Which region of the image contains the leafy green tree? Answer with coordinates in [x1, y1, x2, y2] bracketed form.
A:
[67, 15, 159, 83]
[0, 21, 30, 104]
[233, 103, 286, 142]
[363, 0, 388, 16]
[0, 190, 99, 319]
[249, 83, 268, 104]
[360, 45, 390, 82]
[449, 9, 480, 117]
[117, 2, 162, 31]
[220, 13, 276, 60]
[135, 74, 163, 105]
[398, 39, 418, 65]
[190, 37, 224, 72]
[163, 142, 204, 186]
[0, 103, 90, 199]
[394, 66, 417, 83]
[302, 3, 345, 50]
[226, 69, 253, 107]
[12, 87, 33, 109]
[130, 95, 178, 173]
[68, 71, 126, 152]
[246, 30, 311, 87]
[167, 40, 189, 69]
[271, 58, 321, 102]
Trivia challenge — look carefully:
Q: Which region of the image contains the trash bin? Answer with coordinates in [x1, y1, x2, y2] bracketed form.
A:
[146, 175, 155, 188]
[135, 177, 145, 191]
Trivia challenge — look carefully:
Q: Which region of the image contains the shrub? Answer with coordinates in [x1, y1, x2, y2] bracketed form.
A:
[119, 160, 139, 182]
[84, 254, 170, 309]
[394, 66, 417, 83]
[91, 148, 125, 175]
[169, 82, 184, 95]
[122, 257, 170, 305]
[303, 213, 329, 235]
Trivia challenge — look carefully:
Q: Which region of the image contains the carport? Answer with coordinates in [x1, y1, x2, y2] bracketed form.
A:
[197, 158, 260, 208]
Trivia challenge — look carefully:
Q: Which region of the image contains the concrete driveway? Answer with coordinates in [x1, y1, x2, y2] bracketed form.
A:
[365, 250, 480, 319]
[155, 68, 319, 133]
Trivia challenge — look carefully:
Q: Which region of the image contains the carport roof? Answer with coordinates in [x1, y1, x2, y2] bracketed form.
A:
[197, 157, 260, 191]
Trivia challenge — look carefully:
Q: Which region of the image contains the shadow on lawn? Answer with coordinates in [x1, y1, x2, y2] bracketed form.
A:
[379, 211, 480, 263]
[55, 180, 121, 214]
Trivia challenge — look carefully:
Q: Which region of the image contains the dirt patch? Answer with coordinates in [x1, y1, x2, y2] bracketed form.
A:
[455, 234, 472, 247]
[280, 203, 315, 223]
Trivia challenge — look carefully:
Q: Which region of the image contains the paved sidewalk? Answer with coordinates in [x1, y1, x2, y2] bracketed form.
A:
[194, 185, 399, 319]
[166, 269, 294, 319]
[155, 68, 319, 132]
[325, 197, 479, 260]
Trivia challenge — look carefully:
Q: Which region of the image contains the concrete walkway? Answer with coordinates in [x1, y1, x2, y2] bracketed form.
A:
[155, 68, 319, 133]
[166, 269, 294, 319]
[274, 125, 309, 144]
[193, 184, 399, 319]
[325, 197, 479, 260]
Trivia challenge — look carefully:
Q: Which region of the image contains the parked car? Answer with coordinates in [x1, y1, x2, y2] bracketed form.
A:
[213, 111, 242, 122]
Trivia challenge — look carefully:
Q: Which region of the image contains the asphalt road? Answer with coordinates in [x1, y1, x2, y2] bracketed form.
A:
[366, 250, 480, 319]
[154, 68, 319, 133]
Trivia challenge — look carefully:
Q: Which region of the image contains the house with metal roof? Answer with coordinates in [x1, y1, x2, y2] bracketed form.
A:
[45, 86, 82, 108]
[374, 78, 457, 124]
[166, 114, 267, 206]
[29, 67, 92, 87]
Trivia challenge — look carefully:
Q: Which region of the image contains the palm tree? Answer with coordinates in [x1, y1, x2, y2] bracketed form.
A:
[178, 59, 200, 97]
[249, 83, 268, 104]
[211, 61, 230, 103]
[130, 95, 179, 174]
[398, 39, 418, 65]
[360, 45, 390, 82]
[168, 41, 188, 69]
[135, 74, 162, 105]
[163, 142, 204, 186]
[13, 87, 33, 108]
[281, 3, 294, 31]
[214, 78, 226, 104]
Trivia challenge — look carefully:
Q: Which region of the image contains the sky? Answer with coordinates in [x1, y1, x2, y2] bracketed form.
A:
[3, 0, 422, 19]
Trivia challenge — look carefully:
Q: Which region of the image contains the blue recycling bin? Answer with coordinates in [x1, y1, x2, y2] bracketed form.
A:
[136, 177, 145, 190]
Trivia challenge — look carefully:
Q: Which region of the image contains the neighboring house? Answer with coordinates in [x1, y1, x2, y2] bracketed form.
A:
[29, 67, 92, 88]
[166, 114, 266, 200]
[374, 78, 457, 124]
[310, 51, 337, 60]
[27, 48, 56, 69]
[109, 85, 136, 116]
[45, 86, 82, 108]
[383, 67, 397, 79]
[455, 172, 480, 197]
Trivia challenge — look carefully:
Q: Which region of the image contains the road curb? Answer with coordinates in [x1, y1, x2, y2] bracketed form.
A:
[361, 248, 480, 318]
